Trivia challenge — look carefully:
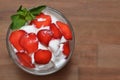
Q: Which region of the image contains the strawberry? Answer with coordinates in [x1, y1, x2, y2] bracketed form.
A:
[63, 42, 70, 58]
[34, 49, 52, 64]
[37, 29, 53, 46]
[16, 52, 35, 68]
[9, 30, 26, 51]
[30, 13, 51, 28]
[20, 33, 38, 54]
[56, 21, 72, 40]
[50, 23, 62, 39]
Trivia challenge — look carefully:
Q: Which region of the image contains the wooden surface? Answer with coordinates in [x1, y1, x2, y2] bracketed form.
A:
[1, 0, 120, 80]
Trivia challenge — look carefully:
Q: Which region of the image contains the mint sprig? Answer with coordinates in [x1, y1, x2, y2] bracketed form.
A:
[10, 5, 46, 30]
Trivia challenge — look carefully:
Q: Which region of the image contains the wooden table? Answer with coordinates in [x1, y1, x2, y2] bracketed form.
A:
[1, 0, 120, 80]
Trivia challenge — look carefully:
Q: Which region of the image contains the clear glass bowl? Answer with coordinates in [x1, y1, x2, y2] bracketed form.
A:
[6, 6, 75, 75]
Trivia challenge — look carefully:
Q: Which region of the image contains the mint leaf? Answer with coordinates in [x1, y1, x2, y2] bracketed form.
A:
[10, 15, 26, 29]
[30, 5, 46, 16]
[11, 14, 19, 21]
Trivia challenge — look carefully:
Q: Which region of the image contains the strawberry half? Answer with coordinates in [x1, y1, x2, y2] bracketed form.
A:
[50, 23, 62, 39]
[9, 30, 27, 51]
[30, 13, 51, 28]
[20, 33, 38, 54]
[56, 21, 72, 40]
[16, 52, 35, 68]
[37, 29, 53, 46]
[34, 49, 52, 64]
[63, 42, 70, 58]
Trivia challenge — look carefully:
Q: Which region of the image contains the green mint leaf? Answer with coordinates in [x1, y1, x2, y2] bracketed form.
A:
[29, 5, 46, 16]
[10, 15, 26, 30]
[11, 14, 18, 21]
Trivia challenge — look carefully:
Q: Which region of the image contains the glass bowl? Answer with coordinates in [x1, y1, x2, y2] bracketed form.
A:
[6, 6, 75, 75]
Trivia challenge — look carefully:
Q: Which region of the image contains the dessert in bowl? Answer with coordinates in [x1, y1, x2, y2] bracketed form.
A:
[6, 5, 75, 75]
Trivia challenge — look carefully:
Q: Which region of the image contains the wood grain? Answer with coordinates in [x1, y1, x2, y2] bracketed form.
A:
[1, 0, 120, 80]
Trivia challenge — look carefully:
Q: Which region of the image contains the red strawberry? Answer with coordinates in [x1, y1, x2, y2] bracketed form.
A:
[30, 13, 51, 28]
[20, 33, 38, 54]
[56, 21, 72, 40]
[34, 49, 52, 64]
[63, 42, 70, 57]
[37, 29, 53, 46]
[9, 30, 26, 51]
[16, 52, 35, 68]
[50, 23, 62, 39]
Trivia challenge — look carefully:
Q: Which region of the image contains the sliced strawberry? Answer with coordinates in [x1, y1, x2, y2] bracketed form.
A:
[56, 21, 72, 40]
[16, 52, 35, 68]
[20, 33, 38, 54]
[34, 49, 52, 64]
[9, 30, 27, 51]
[37, 29, 53, 46]
[30, 13, 51, 28]
[63, 42, 70, 58]
[50, 23, 62, 39]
